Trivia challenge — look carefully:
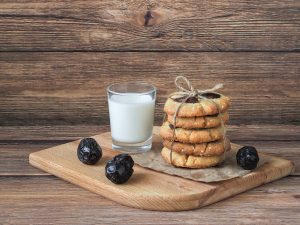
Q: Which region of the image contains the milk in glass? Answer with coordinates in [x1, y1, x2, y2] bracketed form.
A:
[108, 94, 155, 143]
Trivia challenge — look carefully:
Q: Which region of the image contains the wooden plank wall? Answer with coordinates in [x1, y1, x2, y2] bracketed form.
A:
[0, 2, 299, 223]
[0, 0, 299, 127]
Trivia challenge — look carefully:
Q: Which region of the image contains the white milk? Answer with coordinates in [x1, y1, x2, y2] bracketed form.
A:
[108, 94, 155, 143]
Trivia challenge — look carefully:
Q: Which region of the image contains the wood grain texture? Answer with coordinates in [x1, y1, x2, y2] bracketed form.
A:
[1, 125, 299, 142]
[0, 0, 298, 222]
[1, 124, 299, 177]
[0, 0, 299, 51]
[0, 125, 109, 141]
[0, 141, 66, 176]
[1, 52, 299, 126]
[2, 139, 299, 176]
[28, 128, 294, 211]
[1, 176, 299, 224]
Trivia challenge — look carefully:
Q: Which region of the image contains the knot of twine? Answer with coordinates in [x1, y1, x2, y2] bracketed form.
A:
[167, 76, 224, 166]
[172, 76, 223, 99]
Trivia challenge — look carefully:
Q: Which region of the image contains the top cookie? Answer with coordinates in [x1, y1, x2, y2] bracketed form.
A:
[164, 92, 231, 117]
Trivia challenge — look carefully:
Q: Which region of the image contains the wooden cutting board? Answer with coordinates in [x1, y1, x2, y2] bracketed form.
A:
[29, 127, 294, 211]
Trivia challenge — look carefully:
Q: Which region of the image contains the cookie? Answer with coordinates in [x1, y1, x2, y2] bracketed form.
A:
[160, 121, 225, 143]
[164, 93, 231, 117]
[167, 111, 229, 129]
[161, 147, 225, 168]
[163, 138, 231, 157]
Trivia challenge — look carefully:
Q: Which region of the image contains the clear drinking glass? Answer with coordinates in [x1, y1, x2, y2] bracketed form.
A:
[107, 82, 156, 153]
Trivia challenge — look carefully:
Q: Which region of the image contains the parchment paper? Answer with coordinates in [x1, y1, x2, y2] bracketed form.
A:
[132, 137, 267, 182]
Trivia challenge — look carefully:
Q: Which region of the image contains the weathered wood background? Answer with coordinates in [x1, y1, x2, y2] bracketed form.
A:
[0, 0, 299, 224]
[0, 0, 299, 127]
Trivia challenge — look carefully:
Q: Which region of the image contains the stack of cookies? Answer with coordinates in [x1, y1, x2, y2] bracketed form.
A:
[160, 92, 231, 168]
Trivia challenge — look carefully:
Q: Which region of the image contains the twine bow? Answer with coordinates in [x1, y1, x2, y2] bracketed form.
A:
[172, 76, 223, 100]
[167, 76, 224, 166]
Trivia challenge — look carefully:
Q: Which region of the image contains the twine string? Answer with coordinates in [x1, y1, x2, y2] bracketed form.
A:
[173, 76, 224, 97]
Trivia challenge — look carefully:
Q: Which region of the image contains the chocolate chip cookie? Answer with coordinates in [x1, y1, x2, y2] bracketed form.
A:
[164, 93, 230, 117]
[161, 147, 225, 168]
[159, 121, 225, 143]
[163, 137, 231, 157]
[167, 111, 229, 129]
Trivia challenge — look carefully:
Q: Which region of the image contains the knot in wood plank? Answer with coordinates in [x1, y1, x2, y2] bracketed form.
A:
[144, 10, 154, 26]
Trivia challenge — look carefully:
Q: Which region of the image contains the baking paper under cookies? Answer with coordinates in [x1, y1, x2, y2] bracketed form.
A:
[132, 139, 267, 183]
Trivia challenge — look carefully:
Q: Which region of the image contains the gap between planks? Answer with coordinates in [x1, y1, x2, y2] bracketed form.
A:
[0, 50, 299, 53]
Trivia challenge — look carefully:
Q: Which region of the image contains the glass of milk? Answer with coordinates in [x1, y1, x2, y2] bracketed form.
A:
[107, 82, 156, 153]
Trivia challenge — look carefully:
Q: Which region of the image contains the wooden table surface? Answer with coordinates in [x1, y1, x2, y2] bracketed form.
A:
[0, 0, 299, 224]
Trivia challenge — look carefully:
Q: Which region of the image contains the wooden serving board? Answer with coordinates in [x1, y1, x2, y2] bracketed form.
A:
[29, 127, 295, 211]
